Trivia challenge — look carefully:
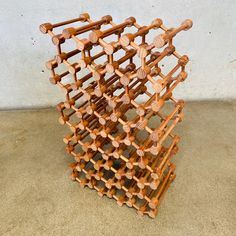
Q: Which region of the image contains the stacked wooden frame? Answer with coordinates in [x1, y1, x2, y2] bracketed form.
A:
[40, 13, 192, 218]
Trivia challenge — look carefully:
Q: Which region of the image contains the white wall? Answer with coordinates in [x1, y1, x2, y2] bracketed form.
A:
[0, 0, 235, 109]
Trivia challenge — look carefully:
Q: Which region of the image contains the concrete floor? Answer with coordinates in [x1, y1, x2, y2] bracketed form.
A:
[0, 101, 235, 236]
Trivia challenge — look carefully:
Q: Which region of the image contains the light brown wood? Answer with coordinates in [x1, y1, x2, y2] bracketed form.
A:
[40, 13, 192, 218]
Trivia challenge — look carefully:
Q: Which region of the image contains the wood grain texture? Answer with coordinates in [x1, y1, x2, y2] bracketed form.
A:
[40, 13, 192, 218]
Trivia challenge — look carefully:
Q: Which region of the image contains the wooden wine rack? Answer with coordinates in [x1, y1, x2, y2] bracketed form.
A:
[40, 13, 192, 218]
